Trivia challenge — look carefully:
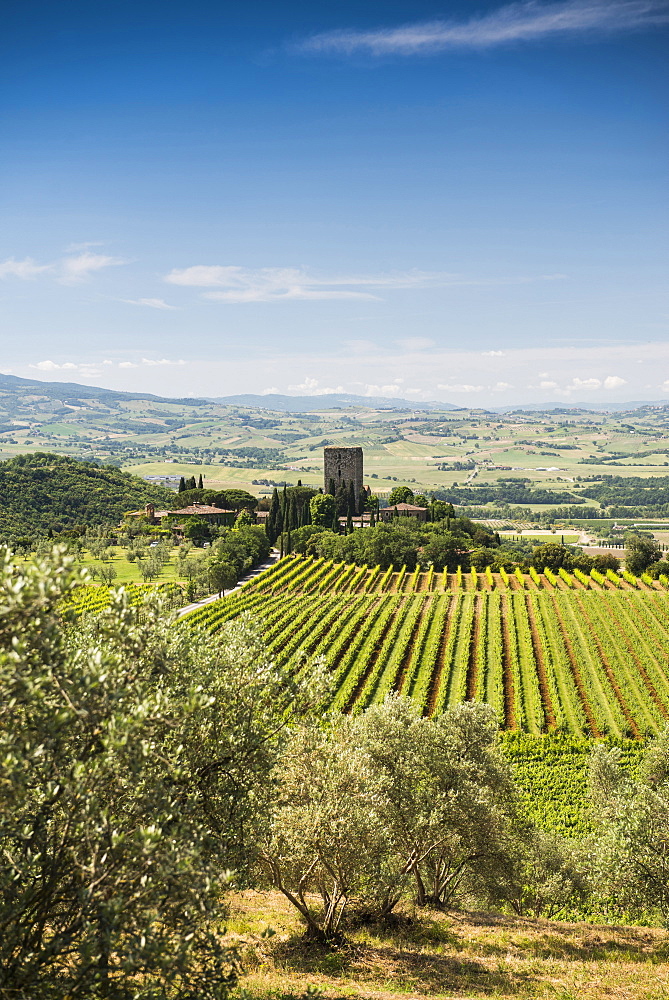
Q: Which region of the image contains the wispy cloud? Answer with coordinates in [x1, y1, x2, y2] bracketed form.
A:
[59, 252, 125, 284]
[165, 265, 387, 302]
[0, 258, 53, 279]
[164, 264, 563, 304]
[395, 337, 435, 351]
[140, 357, 186, 367]
[122, 297, 178, 310]
[0, 249, 125, 283]
[300, 0, 669, 56]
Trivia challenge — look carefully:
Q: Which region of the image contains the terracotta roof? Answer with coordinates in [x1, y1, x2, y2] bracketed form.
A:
[166, 503, 234, 516]
[387, 503, 427, 511]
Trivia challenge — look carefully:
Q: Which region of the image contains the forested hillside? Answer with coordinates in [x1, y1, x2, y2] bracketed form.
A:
[0, 453, 173, 539]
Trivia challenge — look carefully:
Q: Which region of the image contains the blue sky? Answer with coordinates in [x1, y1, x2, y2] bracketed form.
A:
[1, 0, 667, 404]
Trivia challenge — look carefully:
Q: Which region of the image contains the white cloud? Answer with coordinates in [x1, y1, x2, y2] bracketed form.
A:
[59, 252, 125, 284]
[567, 377, 602, 391]
[603, 375, 628, 389]
[0, 250, 125, 283]
[482, 349, 505, 357]
[122, 297, 178, 310]
[30, 360, 78, 372]
[492, 381, 514, 391]
[28, 360, 102, 379]
[395, 336, 436, 351]
[0, 257, 53, 279]
[261, 386, 280, 394]
[344, 339, 379, 354]
[438, 383, 485, 393]
[287, 376, 345, 395]
[119, 361, 138, 369]
[539, 380, 559, 389]
[140, 358, 186, 367]
[364, 383, 405, 397]
[164, 264, 562, 303]
[301, 0, 669, 56]
[164, 265, 418, 303]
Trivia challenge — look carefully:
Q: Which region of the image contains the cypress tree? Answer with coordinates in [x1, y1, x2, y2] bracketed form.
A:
[188, 475, 197, 491]
[346, 509, 353, 535]
[348, 481, 356, 517]
[288, 495, 297, 531]
[370, 508, 376, 527]
[336, 482, 348, 516]
[286, 529, 292, 554]
[198, 474, 204, 490]
[178, 476, 186, 493]
[327, 478, 336, 498]
[302, 500, 311, 526]
[267, 488, 280, 543]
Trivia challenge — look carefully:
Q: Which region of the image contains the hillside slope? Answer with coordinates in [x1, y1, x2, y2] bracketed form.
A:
[0, 452, 173, 538]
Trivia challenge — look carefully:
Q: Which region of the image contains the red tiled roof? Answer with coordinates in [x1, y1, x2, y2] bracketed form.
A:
[387, 503, 427, 511]
[166, 503, 234, 516]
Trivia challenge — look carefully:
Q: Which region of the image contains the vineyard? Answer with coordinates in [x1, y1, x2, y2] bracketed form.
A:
[185, 555, 669, 737]
[64, 581, 185, 616]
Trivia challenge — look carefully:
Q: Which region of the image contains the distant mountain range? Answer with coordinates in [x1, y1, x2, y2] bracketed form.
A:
[2, 373, 668, 415]
[209, 392, 461, 411]
[0, 372, 205, 406]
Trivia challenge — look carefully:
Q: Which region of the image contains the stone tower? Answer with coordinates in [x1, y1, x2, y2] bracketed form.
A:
[324, 446, 363, 504]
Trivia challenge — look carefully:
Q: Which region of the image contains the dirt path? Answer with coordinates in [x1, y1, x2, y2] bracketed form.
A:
[548, 595, 599, 735]
[426, 595, 458, 716]
[524, 594, 556, 729]
[499, 595, 516, 729]
[573, 595, 640, 737]
[176, 550, 280, 618]
[465, 594, 483, 700]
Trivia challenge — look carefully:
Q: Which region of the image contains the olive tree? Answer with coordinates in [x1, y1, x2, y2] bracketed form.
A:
[260, 697, 517, 940]
[352, 697, 516, 909]
[258, 721, 389, 942]
[588, 735, 669, 920]
[0, 547, 325, 999]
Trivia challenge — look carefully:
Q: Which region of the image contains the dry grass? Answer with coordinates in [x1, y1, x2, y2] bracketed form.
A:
[224, 891, 669, 1000]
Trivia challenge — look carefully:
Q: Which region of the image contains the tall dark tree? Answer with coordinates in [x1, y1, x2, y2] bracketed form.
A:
[348, 481, 357, 517]
[267, 488, 280, 543]
[327, 478, 336, 498]
[178, 476, 187, 493]
[198, 474, 204, 490]
[187, 475, 197, 491]
[335, 482, 349, 516]
[346, 509, 353, 535]
[287, 495, 297, 532]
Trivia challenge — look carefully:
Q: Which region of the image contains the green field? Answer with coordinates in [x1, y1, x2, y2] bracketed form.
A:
[185, 555, 669, 739]
[5, 375, 669, 504]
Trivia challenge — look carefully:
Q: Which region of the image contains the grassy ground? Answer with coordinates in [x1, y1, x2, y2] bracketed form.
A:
[77, 548, 189, 585]
[225, 891, 669, 1000]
